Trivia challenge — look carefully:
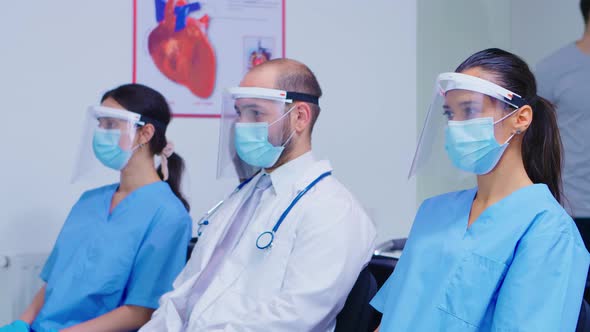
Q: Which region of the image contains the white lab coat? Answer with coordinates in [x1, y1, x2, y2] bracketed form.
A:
[140, 153, 377, 332]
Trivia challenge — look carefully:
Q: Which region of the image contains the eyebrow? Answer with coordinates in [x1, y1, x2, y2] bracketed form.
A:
[235, 103, 263, 110]
[443, 100, 481, 109]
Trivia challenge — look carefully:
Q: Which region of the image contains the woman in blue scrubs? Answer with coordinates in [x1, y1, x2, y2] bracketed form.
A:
[1, 84, 192, 332]
[372, 49, 590, 331]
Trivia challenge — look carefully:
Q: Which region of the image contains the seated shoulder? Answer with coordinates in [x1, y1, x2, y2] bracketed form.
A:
[420, 188, 477, 210]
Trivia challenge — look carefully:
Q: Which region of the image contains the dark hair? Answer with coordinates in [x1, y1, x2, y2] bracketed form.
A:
[582, 0, 590, 24]
[101, 83, 190, 211]
[456, 48, 564, 204]
[255, 58, 323, 134]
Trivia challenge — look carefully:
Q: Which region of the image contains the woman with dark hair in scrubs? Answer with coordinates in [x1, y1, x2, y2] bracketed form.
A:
[372, 49, 589, 331]
[1, 84, 192, 332]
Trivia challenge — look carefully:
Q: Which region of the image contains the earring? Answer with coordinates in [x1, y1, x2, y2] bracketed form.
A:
[515, 129, 522, 135]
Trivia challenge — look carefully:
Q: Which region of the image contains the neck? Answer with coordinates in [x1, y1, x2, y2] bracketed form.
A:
[119, 155, 161, 193]
[576, 27, 590, 54]
[265, 140, 312, 174]
[475, 146, 533, 205]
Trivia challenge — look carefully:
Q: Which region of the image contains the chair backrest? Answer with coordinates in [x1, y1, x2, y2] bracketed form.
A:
[577, 299, 590, 332]
[369, 256, 398, 290]
[335, 266, 378, 332]
[370, 238, 406, 290]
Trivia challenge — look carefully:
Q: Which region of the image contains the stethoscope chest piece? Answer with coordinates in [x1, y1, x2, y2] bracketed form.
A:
[256, 231, 275, 250]
[197, 220, 209, 237]
[196, 171, 332, 249]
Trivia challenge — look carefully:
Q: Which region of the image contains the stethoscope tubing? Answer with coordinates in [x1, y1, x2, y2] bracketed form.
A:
[197, 171, 333, 249]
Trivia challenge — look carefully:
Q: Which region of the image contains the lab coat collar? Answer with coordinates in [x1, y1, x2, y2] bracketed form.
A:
[264, 151, 318, 197]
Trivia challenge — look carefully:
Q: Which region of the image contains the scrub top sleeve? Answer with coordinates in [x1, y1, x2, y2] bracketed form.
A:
[491, 227, 590, 332]
[40, 246, 58, 282]
[123, 212, 192, 309]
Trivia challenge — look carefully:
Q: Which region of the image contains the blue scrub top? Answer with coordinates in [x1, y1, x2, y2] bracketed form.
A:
[372, 184, 590, 332]
[32, 181, 192, 331]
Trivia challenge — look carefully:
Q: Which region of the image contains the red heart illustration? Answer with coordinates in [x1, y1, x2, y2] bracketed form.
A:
[148, 0, 216, 99]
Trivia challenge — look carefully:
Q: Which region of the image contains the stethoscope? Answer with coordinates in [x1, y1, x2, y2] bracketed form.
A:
[196, 171, 332, 250]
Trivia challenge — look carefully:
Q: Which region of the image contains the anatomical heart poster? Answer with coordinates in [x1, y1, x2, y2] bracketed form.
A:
[134, 0, 285, 117]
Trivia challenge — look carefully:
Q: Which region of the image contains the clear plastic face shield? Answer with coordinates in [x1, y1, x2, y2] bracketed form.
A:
[72, 106, 145, 183]
[217, 87, 319, 179]
[410, 72, 527, 182]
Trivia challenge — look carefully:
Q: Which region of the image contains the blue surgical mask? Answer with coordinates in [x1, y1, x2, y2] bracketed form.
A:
[234, 107, 296, 168]
[444, 111, 517, 175]
[92, 128, 135, 170]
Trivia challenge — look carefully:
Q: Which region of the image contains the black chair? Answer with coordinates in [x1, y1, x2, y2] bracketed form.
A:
[577, 299, 590, 332]
[334, 239, 407, 332]
[335, 265, 378, 332]
[569, 219, 590, 332]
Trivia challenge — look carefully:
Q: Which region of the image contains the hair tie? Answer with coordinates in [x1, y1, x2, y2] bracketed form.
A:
[162, 141, 175, 158]
[160, 141, 175, 181]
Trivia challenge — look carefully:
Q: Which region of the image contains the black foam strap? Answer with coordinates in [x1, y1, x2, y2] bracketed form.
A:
[285, 91, 320, 105]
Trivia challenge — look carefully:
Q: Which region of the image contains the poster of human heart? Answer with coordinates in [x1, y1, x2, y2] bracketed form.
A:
[134, 0, 285, 117]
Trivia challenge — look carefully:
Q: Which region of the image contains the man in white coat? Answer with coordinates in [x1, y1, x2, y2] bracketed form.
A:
[140, 58, 377, 332]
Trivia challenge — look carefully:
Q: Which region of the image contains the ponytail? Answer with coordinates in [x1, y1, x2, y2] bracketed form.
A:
[157, 152, 190, 211]
[522, 96, 563, 204]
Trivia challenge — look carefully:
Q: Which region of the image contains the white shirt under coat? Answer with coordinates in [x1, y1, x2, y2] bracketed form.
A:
[140, 152, 377, 332]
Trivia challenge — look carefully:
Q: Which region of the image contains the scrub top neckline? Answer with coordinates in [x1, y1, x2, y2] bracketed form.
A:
[464, 183, 546, 231]
[106, 180, 166, 220]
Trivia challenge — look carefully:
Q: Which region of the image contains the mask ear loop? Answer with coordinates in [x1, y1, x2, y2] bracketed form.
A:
[494, 107, 521, 145]
[269, 104, 298, 126]
[493, 107, 520, 125]
[129, 121, 147, 152]
[281, 130, 296, 147]
[268, 104, 298, 147]
[126, 125, 145, 153]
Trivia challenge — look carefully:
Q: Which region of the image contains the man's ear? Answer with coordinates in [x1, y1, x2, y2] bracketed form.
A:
[291, 102, 312, 133]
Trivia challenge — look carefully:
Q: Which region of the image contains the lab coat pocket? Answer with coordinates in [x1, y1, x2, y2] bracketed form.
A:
[438, 252, 508, 328]
[232, 231, 294, 299]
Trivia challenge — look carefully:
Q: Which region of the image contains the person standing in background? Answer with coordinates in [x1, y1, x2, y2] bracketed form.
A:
[536, 0, 590, 252]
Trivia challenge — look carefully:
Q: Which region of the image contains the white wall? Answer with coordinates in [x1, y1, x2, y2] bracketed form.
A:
[285, 0, 417, 241]
[511, 0, 584, 66]
[0, 0, 417, 261]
